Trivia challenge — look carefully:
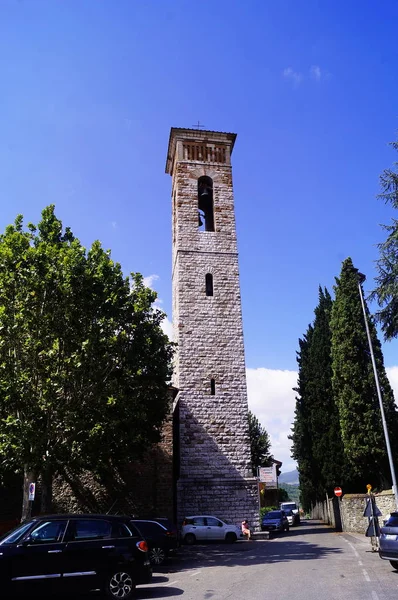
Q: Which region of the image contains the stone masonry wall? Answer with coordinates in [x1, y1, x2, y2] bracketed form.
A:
[313, 490, 396, 534]
[168, 129, 258, 528]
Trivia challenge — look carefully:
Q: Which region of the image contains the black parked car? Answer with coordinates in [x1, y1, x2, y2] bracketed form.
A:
[0, 514, 152, 599]
[379, 512, 398, 570]
[130, 519, 179, 565]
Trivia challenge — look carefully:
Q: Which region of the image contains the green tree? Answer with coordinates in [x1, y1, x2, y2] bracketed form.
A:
[0, 206, 174, 518]
[330, 257, 397, 491]
[248, 411, 273, 476]
[291, 287, 345, 510]
[307, 288, 345, 497]
[371, 136, 398, 340]
[290, 324, 316, 511]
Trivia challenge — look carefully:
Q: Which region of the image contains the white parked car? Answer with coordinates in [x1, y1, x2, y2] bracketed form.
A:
[181, 515, 243, 544]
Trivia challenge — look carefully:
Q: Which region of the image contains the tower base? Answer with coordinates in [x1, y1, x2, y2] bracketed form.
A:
[177, 476, 259, 530]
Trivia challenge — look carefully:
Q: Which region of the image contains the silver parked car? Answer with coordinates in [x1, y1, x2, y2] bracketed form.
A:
[181, 515, 243, 544]
[379, 512, 398, 570]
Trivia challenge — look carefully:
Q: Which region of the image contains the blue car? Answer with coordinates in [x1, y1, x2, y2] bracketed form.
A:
[379, 512, 398, 570]
[261, 510, 289, 533]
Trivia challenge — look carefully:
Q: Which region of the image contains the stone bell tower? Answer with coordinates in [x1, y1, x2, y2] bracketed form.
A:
[165, 128, 258, 526]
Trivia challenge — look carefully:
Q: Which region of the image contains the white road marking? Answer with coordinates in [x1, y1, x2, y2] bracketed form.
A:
[164, 580, 179, 587]
[189, 570, 202, 577]
[346, 540, 360, 558]
[358, 560, 363, 566]
[362, 569, 370, 582]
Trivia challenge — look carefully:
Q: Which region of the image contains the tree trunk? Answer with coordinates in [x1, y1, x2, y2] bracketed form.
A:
[41, 466, 53, 514]
[21, 466, 36, 522]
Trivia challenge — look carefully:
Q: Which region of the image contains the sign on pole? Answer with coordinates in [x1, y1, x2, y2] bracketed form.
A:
[258, 465, 277, 489]
[334, 487, 342, 497]
[28, 483, 36, 502]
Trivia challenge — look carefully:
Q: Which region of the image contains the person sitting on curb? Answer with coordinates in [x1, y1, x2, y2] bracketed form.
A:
[241, 519, 251, 540]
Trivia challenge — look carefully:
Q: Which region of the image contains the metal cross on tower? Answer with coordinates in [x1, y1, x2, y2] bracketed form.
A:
[193, 121, 205, 129]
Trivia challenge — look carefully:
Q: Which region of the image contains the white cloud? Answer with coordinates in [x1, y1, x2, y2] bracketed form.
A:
[283, 65, 330, 87]
[244, 364, 398, 476]
[283, 67, 303, 87]
[310, 65, 331, 82]
[246, 367, 297, 473]
[143, 273, 174, 341]
[282, 67, 302, 88]
[310, 65, 322, 81]
[161, 316, 174, 341]
[143, 274, 159, 289]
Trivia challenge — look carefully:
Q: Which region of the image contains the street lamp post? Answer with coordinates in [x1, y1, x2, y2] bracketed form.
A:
[357, 275, 398, 510]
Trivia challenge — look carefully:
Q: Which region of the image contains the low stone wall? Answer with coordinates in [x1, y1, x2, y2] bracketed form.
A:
[312, 490, 396, 534]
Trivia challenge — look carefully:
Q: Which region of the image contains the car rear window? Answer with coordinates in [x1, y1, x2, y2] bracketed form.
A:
[132, 521, 164, 536]
[385, 516, 398, 527]
[73, 519, 111, 540]
[111, 523, 133, 538]
[265, 511, 282, 519]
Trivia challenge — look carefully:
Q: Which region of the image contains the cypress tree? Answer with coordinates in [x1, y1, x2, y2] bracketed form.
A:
[308, 287, 345, 496]
[330, 257, 397, 491]
[291, 288, 345, 509]
[291, 325, 316, 511]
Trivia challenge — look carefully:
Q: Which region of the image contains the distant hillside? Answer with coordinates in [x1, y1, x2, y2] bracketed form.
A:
[278, 469, 299, 485]
[279, 483, 300, 505]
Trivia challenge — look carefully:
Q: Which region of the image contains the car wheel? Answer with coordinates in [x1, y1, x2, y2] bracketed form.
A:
[390, 560, 398, 571]
[225, 532, 237, 543]
[105, 570, 136, 599]
[149, 546, 167, 565]
[184, 533, 196, 545]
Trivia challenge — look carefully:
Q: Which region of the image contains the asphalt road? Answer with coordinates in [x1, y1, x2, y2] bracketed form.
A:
[137, 520, 398, 600]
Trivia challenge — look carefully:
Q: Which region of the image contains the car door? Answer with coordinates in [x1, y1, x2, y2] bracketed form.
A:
[62, 518, 114, 592]
[10, 519, 68, 595]
[189, 517, 208, 540]
[205, 517, 225, 540]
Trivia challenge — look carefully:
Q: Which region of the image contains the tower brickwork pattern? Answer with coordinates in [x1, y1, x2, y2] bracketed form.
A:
[166, 128, 258, 526]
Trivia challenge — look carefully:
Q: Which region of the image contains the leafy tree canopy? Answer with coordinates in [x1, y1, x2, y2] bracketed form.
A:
[0, 206, 174, 515]
[371, 136, 398, 340]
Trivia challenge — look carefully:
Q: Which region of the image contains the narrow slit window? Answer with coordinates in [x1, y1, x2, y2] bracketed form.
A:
[210, 379, 216, 395]
[205, 273, 213, 296]
[198, 176, 214, 231]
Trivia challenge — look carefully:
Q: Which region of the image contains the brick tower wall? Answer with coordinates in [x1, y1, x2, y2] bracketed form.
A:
[167, 129, 259, 529]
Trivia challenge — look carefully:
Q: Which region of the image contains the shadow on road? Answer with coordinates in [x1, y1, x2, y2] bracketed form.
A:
[136, 586, 184, 598]
[156, 522, 343, 573]
[284, 521, 337, 537]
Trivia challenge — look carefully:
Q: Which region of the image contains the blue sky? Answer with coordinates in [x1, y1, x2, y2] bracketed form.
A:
[1, 0, 398, 470]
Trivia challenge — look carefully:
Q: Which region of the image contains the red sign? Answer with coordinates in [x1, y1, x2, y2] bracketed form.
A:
[334, 487, 342, 497]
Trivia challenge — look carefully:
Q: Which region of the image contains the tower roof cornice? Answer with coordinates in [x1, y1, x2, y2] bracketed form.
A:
[165, 127, 237, 174]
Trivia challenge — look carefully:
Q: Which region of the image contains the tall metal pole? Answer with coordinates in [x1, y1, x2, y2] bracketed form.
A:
[358, 279, 398, 510]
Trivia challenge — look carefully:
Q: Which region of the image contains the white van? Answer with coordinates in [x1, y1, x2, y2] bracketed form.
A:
[280, 502, 300, 526]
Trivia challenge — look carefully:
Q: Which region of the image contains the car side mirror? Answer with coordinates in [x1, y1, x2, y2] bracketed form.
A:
[20, 537, 34, 546]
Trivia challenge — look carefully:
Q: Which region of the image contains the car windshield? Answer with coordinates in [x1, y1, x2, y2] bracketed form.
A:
[0, 521, 34, 546]
[385, 516, 398, 527]
[281, 504, 296, 511]
[265, 511, 282, 519]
